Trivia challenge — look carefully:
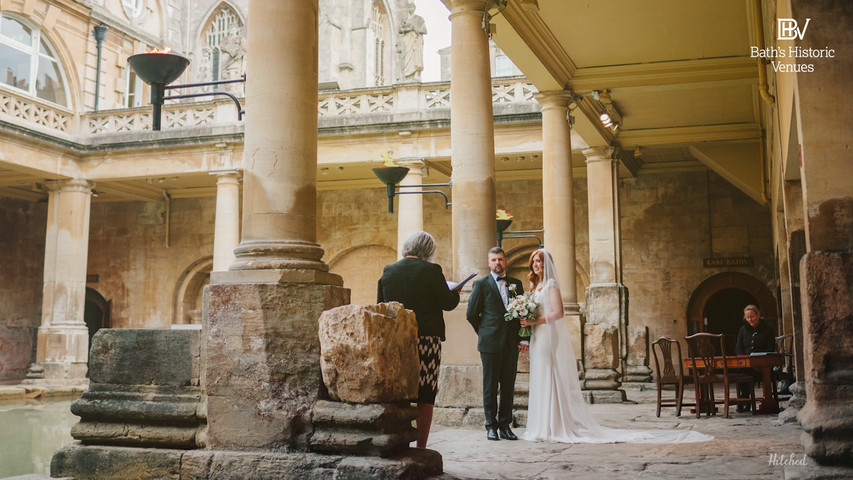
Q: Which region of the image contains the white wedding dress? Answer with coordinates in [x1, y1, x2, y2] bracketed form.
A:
[521, 269, 712, 444]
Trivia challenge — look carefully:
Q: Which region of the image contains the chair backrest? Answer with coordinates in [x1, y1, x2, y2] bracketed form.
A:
[776, 334, 794, 371]
[775, 334, 793, 354]
[684, 333, 728, 378]
[651, 336, 684, 380]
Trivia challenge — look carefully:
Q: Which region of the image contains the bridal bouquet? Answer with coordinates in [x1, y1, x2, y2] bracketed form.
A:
[504, 292, 538, 338]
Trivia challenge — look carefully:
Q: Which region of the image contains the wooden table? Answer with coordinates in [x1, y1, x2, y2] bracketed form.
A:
[683, 353, 785, 414]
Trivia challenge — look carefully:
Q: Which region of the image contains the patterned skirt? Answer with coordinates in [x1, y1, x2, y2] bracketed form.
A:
[417, 336, 442, 404]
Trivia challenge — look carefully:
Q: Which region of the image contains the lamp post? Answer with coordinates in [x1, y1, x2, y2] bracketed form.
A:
[372, 165, 451, 213]
[127, 52, 246, 130]
[496, 216, 544, 248]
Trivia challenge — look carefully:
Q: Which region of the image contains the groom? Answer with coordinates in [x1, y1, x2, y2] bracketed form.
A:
[466, 246, 527, 441]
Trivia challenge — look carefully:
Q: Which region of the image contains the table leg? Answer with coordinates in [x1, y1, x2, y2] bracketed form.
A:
[755, 365, 779, 414]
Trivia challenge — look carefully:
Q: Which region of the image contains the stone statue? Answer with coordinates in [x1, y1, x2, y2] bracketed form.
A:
[398, 2, 427, 83]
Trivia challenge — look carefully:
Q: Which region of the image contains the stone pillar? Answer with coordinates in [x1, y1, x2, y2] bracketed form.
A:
[448, 0, 496, 282]
[581, 147, 626, 402]
[205, 0, 349, 453]
[537, 91, 582, 356]
[396, 159, 425, 258]
[35, 179, 94, 381]
[210, 170, 240, 272]
[229, 0, 330, 281]
[791, 0, 853, 465]
[778, 181, 807, 424]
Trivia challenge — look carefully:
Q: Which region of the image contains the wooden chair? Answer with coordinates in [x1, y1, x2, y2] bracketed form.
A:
[684, 333, 757, 418]
[651, 337, 693, 416]
[772, 334, 795, 405]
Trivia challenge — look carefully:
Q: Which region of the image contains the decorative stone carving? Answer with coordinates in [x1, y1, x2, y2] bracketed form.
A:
[318, 302, 419, 403]
[397, 2, 426, 83]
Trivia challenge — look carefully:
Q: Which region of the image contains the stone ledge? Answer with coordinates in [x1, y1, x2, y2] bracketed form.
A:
[52, 444, 443, 480]
[0, 383, 87, 402]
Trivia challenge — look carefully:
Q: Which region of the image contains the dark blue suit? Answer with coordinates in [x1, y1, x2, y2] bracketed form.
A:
[466, 273, 524, 429]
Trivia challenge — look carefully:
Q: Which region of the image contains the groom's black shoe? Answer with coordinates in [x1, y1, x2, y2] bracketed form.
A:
[486, 427, 500, 441]
[498, 426, 518, 440]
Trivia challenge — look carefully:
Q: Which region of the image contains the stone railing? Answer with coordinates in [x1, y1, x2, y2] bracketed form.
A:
[1, 77, 538, 137]
[84, 102, 236, 135]
[0, 87, 74, 134]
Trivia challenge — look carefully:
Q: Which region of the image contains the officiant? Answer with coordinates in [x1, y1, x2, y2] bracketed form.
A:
[377, 230, 460, 448]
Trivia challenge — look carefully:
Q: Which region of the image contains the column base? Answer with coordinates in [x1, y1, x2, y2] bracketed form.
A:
[586, 389, 627, 404]
[34, 324, 89, 380]
[778, 381, 806, 424]
[230, 240, 338, 280]
[20, 362, 88, 384]
[583, 368, 622, 391]
[624, 365, 653, 383]
[204, 281, 350, 451]
[799, 251, 853, 465]
[563, 302, 581, 315]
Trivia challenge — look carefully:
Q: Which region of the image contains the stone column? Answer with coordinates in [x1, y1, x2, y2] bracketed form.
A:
[229, 0, 331, 282]
[537, 91, 582, 355]
[210, 170, 240, 272]
[448, 0, 496, 282]
[790, 0, 853, 464]
[205, 0, 349, 452]
[778, 181, 807, 424]
[35, 178, 94, 381]
[396, 159, 425, 259]
[581, 147, 626, 402]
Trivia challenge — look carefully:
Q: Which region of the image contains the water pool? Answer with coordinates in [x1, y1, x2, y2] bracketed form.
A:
[0, 398, 78, 478]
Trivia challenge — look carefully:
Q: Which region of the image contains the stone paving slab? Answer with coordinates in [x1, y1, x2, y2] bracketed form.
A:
[425, 393, 849, 480]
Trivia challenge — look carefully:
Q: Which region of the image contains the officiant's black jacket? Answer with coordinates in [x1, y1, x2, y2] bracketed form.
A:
[377, 257, 460, 341]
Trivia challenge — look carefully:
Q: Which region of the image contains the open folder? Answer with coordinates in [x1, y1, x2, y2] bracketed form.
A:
[447, 271, 477, 292]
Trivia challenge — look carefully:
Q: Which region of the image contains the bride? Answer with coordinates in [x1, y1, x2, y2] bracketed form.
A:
[519, 248, 711, 443]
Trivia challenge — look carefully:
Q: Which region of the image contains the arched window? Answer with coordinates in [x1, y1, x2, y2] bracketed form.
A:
[201, 4, 244, 83]
[372, 1, 388, 86]
[0, 13, 69, 107]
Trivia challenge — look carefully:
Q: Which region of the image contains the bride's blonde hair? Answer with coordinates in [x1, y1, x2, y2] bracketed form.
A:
[527, 249, 544, 290]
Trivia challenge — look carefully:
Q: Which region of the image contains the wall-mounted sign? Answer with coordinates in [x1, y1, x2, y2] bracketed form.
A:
[703, 257, 753, 268]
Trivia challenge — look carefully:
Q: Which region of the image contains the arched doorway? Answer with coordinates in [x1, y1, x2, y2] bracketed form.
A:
[84, 288, 111, 348]
[686, 272, 777, 355]
[173, 256, 213, 325]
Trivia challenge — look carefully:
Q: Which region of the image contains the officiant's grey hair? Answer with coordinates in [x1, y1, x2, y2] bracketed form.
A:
[402, 231, 436, 262]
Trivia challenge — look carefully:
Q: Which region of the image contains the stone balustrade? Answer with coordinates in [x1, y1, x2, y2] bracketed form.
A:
[0, 78, 539, 138]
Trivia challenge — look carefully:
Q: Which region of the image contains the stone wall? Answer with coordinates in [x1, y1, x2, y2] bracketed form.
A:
[85, 198, 216, 328]
[0, 198, 46, 380]
[621, 170, 775, 345]
[319, 186, 453, 306]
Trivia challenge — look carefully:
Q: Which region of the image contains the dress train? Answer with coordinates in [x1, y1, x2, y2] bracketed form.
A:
[521, 281, 712, 444]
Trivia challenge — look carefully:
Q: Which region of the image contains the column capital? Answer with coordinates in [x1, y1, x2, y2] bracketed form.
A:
[444, 0, 491, 15]
[582, 146, 616, 163]
[44, 178, 95, 194]
[209, 169, 242, 179]
[397, 157, 426, 169]
[535, 90, 574, 110]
